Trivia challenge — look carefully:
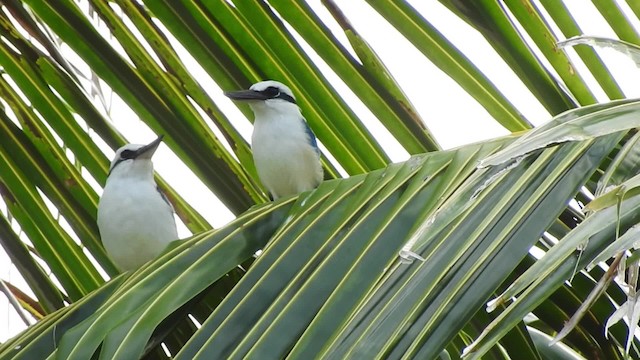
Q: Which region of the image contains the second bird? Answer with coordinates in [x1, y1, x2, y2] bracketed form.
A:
[225, 80, 323, 199]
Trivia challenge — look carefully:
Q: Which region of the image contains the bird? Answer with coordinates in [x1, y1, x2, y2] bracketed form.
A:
[97, 135, 179, 271]
[225, 80, 323, 200]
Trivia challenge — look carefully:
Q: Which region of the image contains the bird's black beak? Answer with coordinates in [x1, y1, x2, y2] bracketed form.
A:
[136, 135, 163, 159]
[224, 89, 270, 101]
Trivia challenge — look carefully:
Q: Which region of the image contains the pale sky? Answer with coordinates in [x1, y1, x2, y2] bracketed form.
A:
[2, 0, 640, 343]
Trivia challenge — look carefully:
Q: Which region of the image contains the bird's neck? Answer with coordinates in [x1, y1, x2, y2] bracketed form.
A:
[107, 162, 156, 184]
[250, 102, 301, 120]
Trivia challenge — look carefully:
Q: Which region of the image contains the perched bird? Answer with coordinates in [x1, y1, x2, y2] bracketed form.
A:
[97, 136, 178, 271]
[225, 80, 323, 199]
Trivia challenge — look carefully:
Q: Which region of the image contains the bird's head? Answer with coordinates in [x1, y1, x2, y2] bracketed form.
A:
[224, 80, 298, 114]
[107, 135, 163, 180]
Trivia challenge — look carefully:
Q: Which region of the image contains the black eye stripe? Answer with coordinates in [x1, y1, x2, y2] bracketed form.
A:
[260, 86, 279, 97]
[120, 149, 136, 159]
[107, 149, 137, 176]
[275, 92, 296, 104]
[259, 86, 296, 104]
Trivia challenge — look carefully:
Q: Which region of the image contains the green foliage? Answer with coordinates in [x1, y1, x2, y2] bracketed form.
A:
[1, 1, 640, 359]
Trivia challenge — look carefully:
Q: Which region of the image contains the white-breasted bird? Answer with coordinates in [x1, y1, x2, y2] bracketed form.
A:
[225, 80, 323, 199]
[97, 136, 178, 271]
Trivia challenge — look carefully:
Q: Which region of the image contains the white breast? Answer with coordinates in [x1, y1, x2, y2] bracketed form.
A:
[97, 178, 178, 270]
[251, 107, 322, 199]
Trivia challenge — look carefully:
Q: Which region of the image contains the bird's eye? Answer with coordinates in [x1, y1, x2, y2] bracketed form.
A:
[120, 149, 136, 159]
[261, 86, 280, 98]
